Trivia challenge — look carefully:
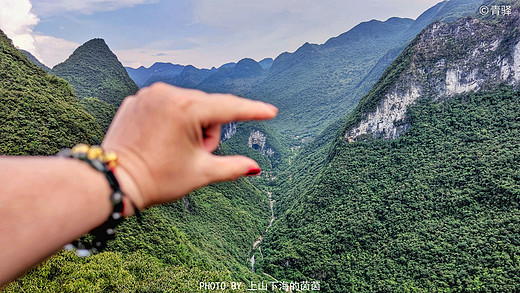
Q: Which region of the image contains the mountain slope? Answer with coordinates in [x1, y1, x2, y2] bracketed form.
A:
[79, 97, 118, 134]
[346, 9, 520, 140]
[143, 65, 215, 89]
[188, 0, 483, 142]
[1, 31, 277, 292]
[19, 49, 50, 72]
[125, 62, 186, 88]
[0, 30, 103, 155]
[261, 8, 520, 292]
[197, 58, 265, 95]
[245, 17, 414, 141]
[352, 0, 485, 113]
[259, 58, 273, 69]
[51, 38, 138, 105]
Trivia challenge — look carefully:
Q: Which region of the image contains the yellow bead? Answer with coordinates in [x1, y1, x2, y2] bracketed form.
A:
[104, 151, 118, 163]
[87, 146, 103, 160]
[72, 144, 89, 154]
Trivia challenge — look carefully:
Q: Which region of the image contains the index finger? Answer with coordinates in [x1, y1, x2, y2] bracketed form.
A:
[196, 93, 278, 124]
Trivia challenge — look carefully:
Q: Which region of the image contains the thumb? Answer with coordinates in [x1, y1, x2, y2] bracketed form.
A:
[199, 154, 261, 184]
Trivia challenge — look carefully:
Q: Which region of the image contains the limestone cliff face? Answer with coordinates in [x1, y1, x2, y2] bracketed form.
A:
[346, 9, 520, 141]
[221, 122, 237, 142]
[248, 130, 274, 157]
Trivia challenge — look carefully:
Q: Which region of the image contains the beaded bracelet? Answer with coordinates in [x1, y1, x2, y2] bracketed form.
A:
[58, 144, 139, 257]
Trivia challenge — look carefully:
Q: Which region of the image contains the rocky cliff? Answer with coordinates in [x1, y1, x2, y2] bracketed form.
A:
[248, 130, 274, 157]
[346, 8, 520, 141]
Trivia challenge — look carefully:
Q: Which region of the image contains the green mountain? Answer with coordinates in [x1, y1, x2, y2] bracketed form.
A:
[197, 58, 265, 95]
[125, 62, 186, 88]
[183, 0, 484, 142]
[261, 7, 520, 292]
[352, 0, 485, 109]
[143, 65, 216, 89]
[19, 49, 51, 72]
[0, 30, 103, 155]
[1, 33, 287, 293]
[51, 38, 139, 106]
[79, 97, 118, 133]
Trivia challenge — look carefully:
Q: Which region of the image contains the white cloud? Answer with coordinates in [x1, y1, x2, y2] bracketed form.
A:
[32, 0, 159, 16]
[0, 0, 40, 57]
[34, 34, 79, 67]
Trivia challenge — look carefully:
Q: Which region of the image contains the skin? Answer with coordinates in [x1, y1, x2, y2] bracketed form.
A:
[0, 83, 278, 286]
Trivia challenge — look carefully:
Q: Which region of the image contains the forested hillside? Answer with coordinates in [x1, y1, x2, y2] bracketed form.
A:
[261, 6, 520, 291]
[4, 0, 516, 291]
[0, 30, 103, 155]
[0, 29, 276, 292]
[51, 39, 139, 106]
[262, 87, 520, 291]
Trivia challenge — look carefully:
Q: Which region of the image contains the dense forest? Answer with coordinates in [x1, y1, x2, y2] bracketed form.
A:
[51, 39, 139, 106]
[3, 0, 520, 292]
[262, 87, 520, 291]
[0, 30, 276, 292]
[0, 30, 103, 155]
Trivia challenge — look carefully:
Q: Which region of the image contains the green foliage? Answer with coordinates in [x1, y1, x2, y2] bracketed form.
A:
[3, 250, 239, 292]
[1, 30, 275, 291]
[6, 179, 273, 292]
[222, 121, 288, 171]
[262, 87, 520, 292]
[0, 30, 103, 155]
[51, 39, 138, 106]
[79, 97, 118, 133]
[19, 49, 51, 72]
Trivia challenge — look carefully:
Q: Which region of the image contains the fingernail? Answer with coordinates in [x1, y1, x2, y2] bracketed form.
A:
[245, 168, 261, 176]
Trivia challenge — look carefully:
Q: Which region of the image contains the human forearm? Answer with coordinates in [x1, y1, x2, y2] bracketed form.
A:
[0, 156, 113, 284]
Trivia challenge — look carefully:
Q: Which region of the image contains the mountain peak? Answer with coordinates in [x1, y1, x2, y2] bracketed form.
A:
[51, 38, 138, 105]
[323, 17, 414, 48]
[84, 38, 107, 45]
[234, 58, 263, 74]
[259, 58, 274, 69]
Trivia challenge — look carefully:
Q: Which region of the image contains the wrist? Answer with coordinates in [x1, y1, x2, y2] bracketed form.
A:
[114, 166, 145, 216]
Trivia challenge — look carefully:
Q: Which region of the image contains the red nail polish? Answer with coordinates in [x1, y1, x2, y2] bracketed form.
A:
[245, 168, 261, 176]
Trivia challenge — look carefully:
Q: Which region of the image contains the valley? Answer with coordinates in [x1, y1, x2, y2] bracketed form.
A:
[2, 0, 520, 292]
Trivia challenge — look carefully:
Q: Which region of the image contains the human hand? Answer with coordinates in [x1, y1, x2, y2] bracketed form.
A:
[101, 83, 278, 211]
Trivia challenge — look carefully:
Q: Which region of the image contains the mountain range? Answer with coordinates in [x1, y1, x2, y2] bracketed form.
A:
[261, 3, 520, 291]
[5, 0, 520, 291]
[122, 0, 484, 142]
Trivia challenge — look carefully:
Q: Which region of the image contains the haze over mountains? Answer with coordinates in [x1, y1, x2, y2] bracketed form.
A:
[5, 0, 520, 291]
[123, 0, 484, 141]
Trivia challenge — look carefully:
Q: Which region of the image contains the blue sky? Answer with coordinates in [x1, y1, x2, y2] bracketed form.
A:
[1, 0, 442, 68]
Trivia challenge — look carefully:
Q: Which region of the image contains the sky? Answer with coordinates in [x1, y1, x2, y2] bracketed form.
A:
[0, 0, 442, 69]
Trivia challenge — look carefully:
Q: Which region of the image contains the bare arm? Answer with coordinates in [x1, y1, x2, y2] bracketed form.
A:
[0, 157, 115, 284]
[0, 83, 278, 285]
